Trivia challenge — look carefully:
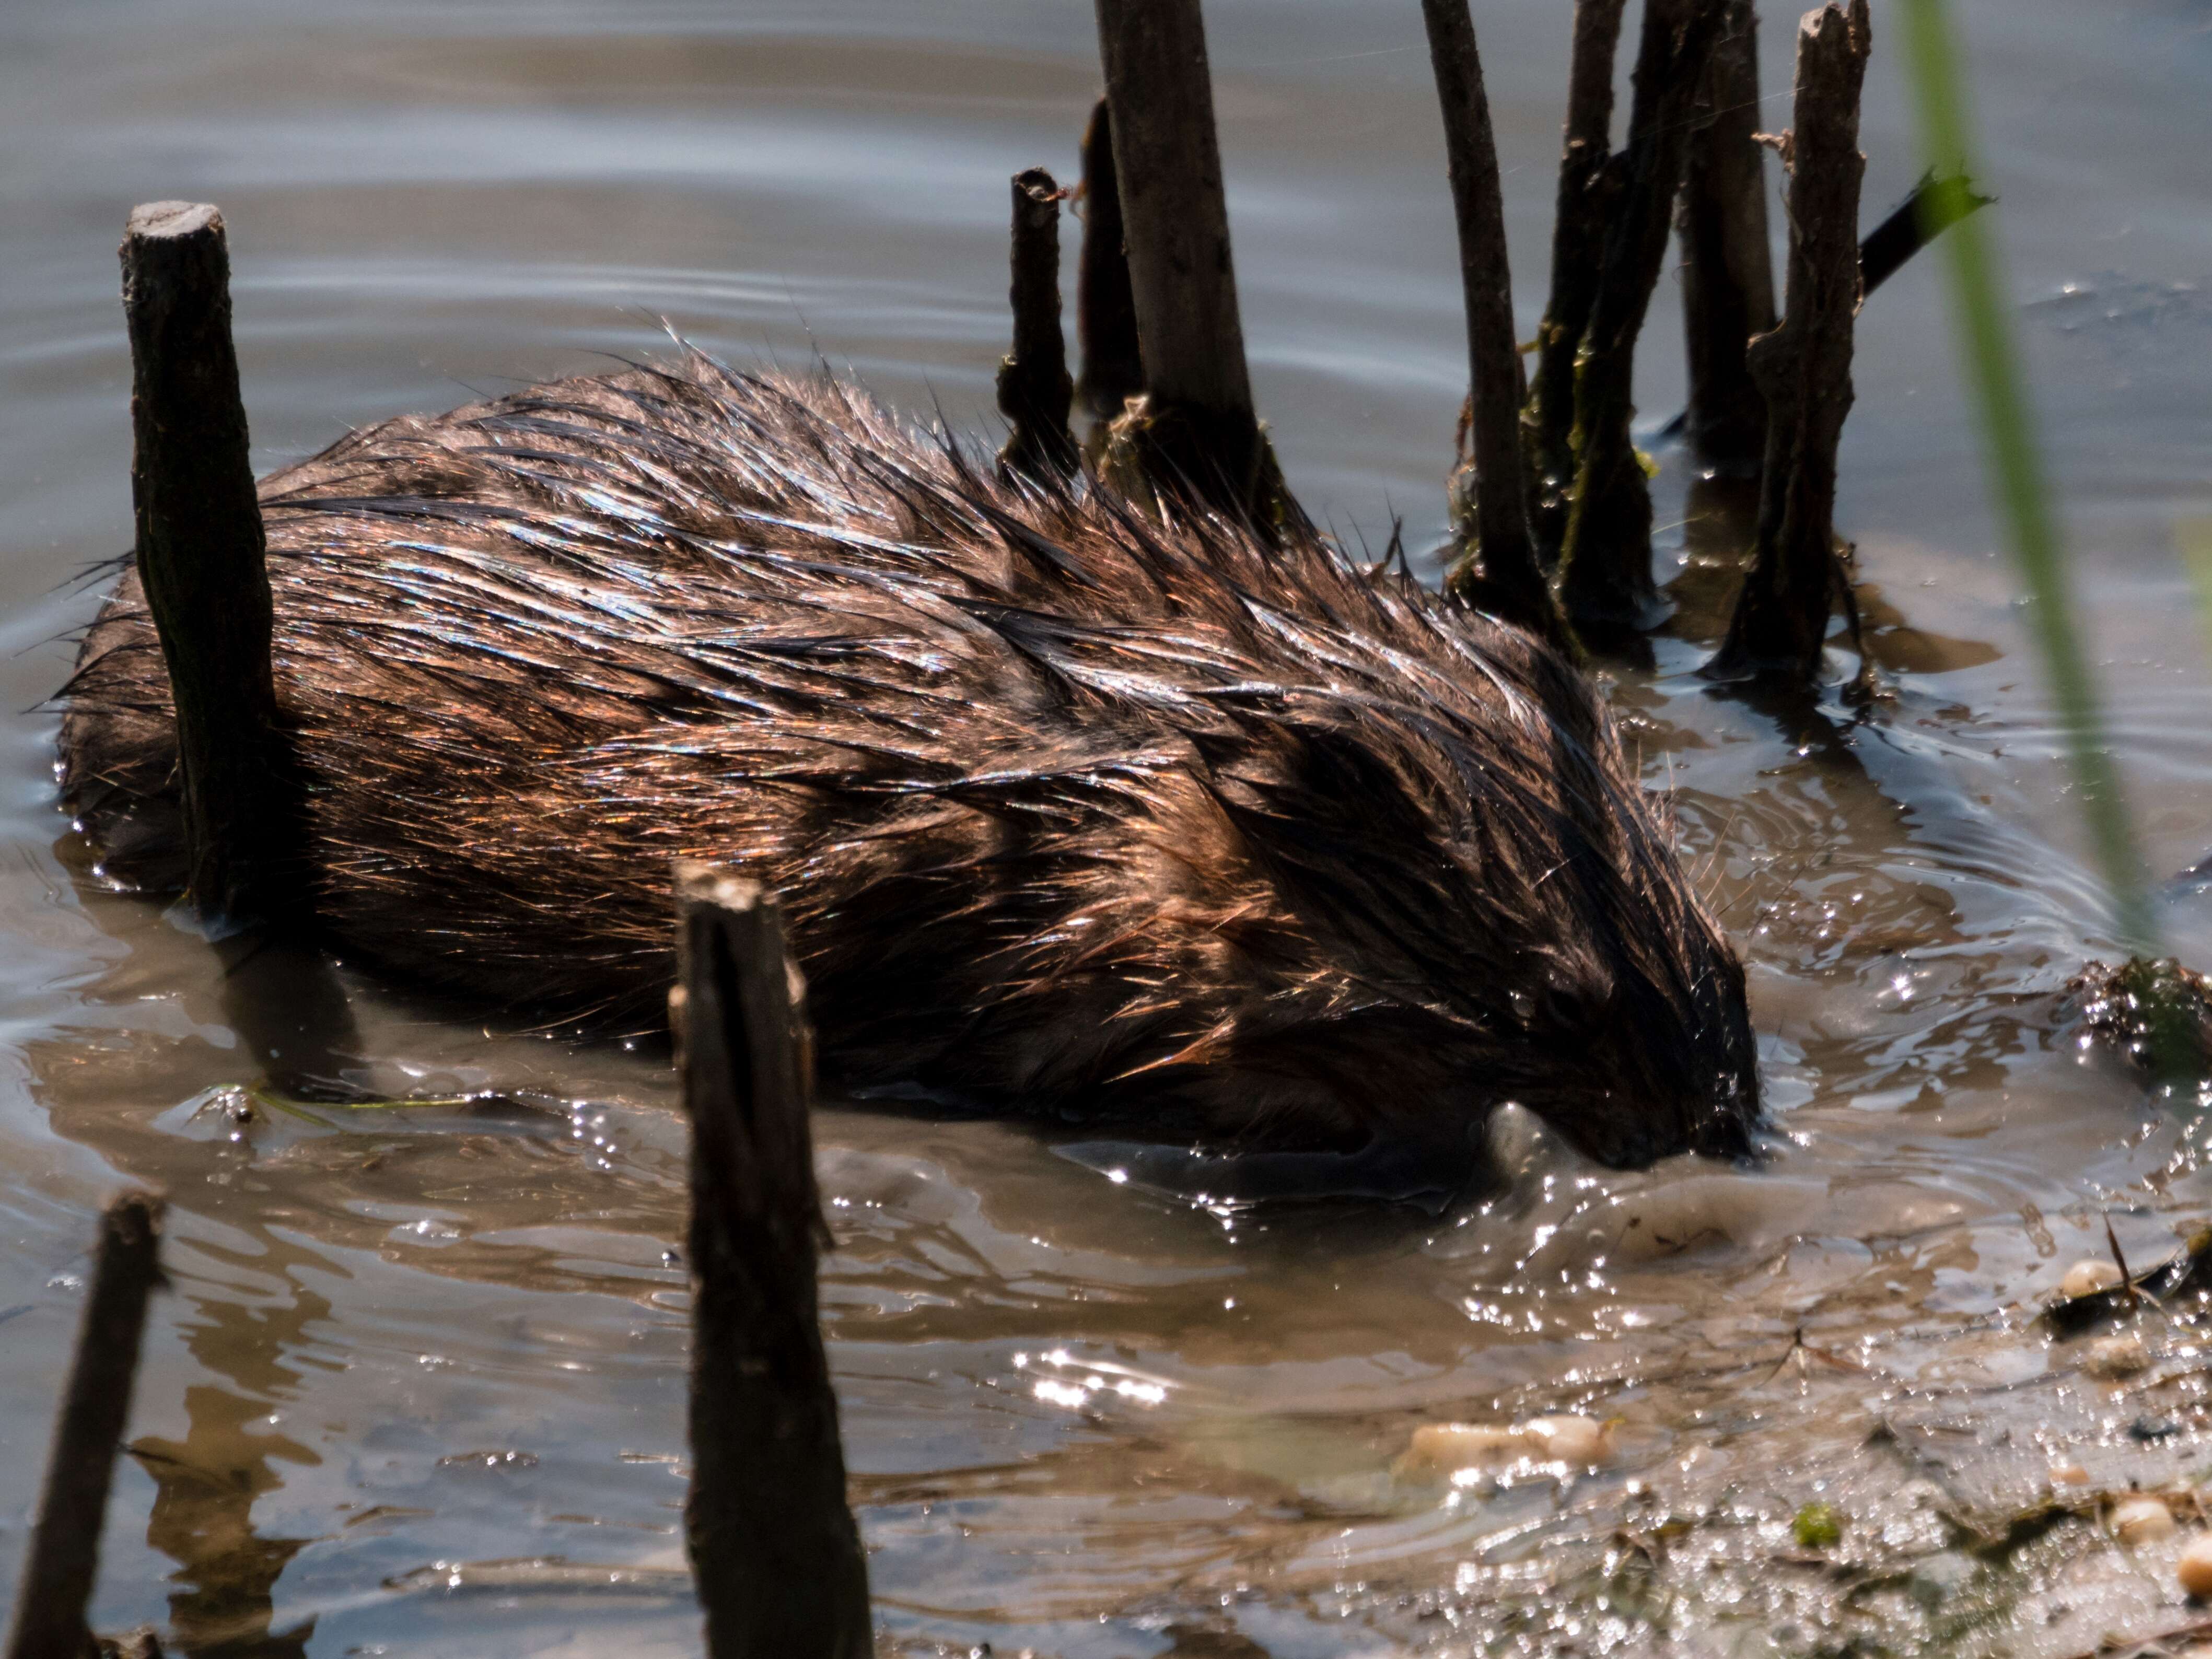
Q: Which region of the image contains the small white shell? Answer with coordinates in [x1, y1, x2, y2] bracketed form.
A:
[2081, 1334, 2151, 1379]
[1398, 1413, 1616, 1477]
[2178, 1531, 2212, 1598]
[1519, 1415, 1614, 1466]
[2060, 1258, 2124, 1299]
[2113, 1495, 2176, 1546]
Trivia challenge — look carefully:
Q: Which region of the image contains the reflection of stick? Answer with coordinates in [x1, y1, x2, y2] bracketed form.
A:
[121, 203, 299, 931]
[996, 168, 1076, 482]
[1418, 0, 1568, 647]
[5, 1191, 166, 1659]
[671, 865, 870, 1659]
[1709, 0, 1872, 681]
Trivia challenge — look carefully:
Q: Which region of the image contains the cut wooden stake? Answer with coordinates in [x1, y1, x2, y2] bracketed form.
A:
[121, 203, 298, 932]
[1074, 97, 1143, 422]
[5, 1191, 166, 1659]
[1678, 0, 1777, 475]
[1419, 0, 1571, 650]
[1708, 0, 1872, 681]
[1654, 166, 1988, 442]
[1092, 0, 1268, 518]
[671, 864, 870, 1659]
[1522, 0, 1629, 562]
[996, 167, 1076, 482]
[1555, 0, 1728, 629]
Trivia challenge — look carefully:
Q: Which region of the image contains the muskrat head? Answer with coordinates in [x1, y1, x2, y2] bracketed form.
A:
[1069, 607, 1763, 1176]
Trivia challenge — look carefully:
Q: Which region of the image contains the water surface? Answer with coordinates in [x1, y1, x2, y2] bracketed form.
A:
[5, 1, 2212, 1653]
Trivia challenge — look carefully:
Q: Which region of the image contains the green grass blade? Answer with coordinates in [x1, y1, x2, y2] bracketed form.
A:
[1896, 0, 2156, 955]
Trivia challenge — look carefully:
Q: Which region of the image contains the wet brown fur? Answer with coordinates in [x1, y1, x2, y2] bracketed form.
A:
[57, 353, 1758, 1169]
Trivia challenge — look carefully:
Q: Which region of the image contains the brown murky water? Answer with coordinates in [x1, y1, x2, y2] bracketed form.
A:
[7, 1, 2212, 1653]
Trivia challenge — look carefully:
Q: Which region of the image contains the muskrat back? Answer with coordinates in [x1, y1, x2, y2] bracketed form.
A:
[58, 353, 1759, 1171]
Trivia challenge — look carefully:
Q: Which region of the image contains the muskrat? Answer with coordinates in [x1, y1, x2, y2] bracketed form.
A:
[57, 352, 1759, 1171]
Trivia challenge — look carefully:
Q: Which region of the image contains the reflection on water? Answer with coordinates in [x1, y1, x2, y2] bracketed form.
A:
[5, 0, 2212, 1654]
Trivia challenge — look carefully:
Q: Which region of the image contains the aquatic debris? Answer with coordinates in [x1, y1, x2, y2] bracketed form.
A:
[2043, 1223, 2212, 1335]
[2059, 1258, 2123, 1299]
[1396, 1413, 1616, 1478]
[381, 1556, 691, 1597]
[2111, 1494, 2176, 1545]
[2067, 956, 2212, 1081]
[436, 1449, 539, 1472]
[2048, 1459, 2091, 1486]
[2180, 1531, 2212, 1598]
[2081, 1334, 2151, 1379]
[1792, 1501, 1844, 1550]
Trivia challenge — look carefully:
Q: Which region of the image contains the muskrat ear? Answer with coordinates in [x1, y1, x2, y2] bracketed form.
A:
[1194, 706, 1494, 971]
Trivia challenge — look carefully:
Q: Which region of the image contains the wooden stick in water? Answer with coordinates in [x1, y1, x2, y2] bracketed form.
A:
[1678, 0, 1777, 476]
[1418, 0, 1571, 649]
[1092, 0, 1267, 517]
[1654, 166, 1988, 443]
[1709, 0, 1872, 681]
[1522, 0, 1628, 562]
[1555, 0, 1728, 630]
[672, 864, 870, 1659]
[1074, 97, 1144, 423]
[5, 1191, 166, 1659]
[996, 167, 1077, 482]
[121, 203, 299, 933]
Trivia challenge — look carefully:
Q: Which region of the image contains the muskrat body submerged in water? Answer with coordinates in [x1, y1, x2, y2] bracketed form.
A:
[59, 354, 1758, 1171]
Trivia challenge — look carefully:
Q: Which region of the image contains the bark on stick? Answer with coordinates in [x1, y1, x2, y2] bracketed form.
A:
[1522, 0, 1628, 562]
[1678, 0, 1777, 474]
[1555, 0, 1728, 629]
[1075, 98, 1144, 422]
[1092, 0, 1266, 516]
[671, 864, 870, 1659]
[1419, 0, 1569, 648]
[121, 203, 297, 931]
[1709, 0, 1871, 681]
[996, 167, 1076, 482]
[5, 1191, 166, 1659]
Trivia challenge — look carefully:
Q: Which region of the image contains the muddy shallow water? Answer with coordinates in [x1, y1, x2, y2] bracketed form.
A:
[6, 1, 2212, 1654]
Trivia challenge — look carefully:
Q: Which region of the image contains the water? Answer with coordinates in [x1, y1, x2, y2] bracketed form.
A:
[4, 0, 2212, 1652]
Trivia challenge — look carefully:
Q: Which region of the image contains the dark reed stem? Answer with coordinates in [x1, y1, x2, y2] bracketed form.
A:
[1555, 0, 1728, 631]
[1522, 0, 1628, 563]
[672, 864, 870, 1659]
[1074, 97, 1143, 422]
[1709, 0, 1872, 681]
[1678, 0, 1777, 476]
[1418, 0, 1571, 649]
[1859, 169, 1992, 297]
